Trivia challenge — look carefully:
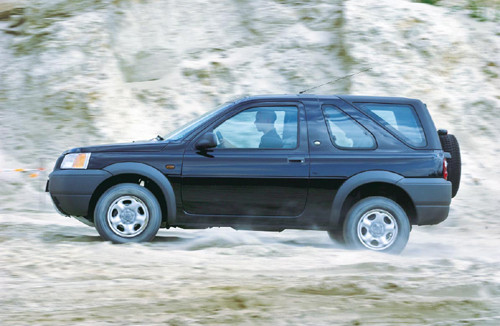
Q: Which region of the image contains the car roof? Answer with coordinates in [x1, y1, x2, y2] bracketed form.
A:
[233, 94, 423, 105]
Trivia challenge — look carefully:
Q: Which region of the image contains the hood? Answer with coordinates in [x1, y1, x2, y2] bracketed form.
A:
[65, 140, 170, 154]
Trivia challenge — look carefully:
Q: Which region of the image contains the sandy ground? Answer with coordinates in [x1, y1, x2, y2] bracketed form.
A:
[0, 207, 499, 325]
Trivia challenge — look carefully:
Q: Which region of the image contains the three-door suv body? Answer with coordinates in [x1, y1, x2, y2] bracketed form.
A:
[47, 95, 461, 253]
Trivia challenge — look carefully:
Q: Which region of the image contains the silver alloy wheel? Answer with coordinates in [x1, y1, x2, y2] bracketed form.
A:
[106, 195, 149, 238]
[357, 209, 398, 250]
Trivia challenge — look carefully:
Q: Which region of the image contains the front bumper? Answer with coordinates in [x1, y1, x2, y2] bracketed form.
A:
[47, 169, 112, 217]
[397, 178, 452, 225]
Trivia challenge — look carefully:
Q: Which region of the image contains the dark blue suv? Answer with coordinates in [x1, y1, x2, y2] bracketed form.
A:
[47, 95, 461, 253]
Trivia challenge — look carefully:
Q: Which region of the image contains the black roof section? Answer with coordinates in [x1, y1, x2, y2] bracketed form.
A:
[232, 94, 423, 105]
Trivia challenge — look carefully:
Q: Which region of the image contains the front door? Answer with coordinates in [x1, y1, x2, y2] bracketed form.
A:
[181, 102, 309, 218]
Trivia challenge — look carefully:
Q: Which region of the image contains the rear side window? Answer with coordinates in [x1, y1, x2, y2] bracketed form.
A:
[322, 105, 376, 149]
[355, 103, 426, 147]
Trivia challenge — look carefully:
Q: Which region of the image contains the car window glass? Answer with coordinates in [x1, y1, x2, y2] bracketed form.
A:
[356, 103, 426, 147]
[322, 105, 375, 149]
[214, 106, 298, 149]
[165, 101, 233, 141]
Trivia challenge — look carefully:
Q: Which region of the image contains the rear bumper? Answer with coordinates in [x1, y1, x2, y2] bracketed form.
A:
[47, 169, 111, 217]
[397, 178, 452, 225]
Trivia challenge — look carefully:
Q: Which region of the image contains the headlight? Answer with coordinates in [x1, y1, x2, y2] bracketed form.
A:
[60, 153, 91, 169]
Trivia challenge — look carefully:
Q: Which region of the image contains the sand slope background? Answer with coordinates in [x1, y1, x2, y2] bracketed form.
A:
[0, 0, 499, 325]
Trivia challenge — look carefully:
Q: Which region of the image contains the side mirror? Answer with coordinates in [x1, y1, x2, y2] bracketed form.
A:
[195, 132, 217, 151]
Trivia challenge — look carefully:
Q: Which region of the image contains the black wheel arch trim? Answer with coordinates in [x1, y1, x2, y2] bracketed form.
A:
[329, 171, 405, 228]
[102, 162, 176, 225]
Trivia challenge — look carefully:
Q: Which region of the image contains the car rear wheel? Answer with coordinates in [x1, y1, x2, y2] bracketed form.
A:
[94, 183, 162, 243]
[343, 197, 410, 254]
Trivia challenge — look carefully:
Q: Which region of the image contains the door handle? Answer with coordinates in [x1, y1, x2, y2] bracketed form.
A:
[288, 157, 305, 163]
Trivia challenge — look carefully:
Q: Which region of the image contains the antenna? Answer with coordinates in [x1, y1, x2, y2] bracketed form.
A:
[298, 67, 372, 94]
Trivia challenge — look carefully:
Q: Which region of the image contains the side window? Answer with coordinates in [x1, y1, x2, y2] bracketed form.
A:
[322, 105, 376, 149]
[214, 106, 298, 149]
[355, 103, 426, 147]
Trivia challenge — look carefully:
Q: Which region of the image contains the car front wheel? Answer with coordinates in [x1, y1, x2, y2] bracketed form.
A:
[343, 197, 410, 254]
[94, 183, 162, 243]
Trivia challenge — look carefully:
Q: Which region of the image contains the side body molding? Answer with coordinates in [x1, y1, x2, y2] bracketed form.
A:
[103, 162, 176, 225]
[329, 171, 405, 228]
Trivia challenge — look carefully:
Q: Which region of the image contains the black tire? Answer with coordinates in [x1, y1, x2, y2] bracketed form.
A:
[327, 229, 346, 244]
[94, 183, 162, 243]
[343, 197, 410, 254]
[439, 134, 461, 198]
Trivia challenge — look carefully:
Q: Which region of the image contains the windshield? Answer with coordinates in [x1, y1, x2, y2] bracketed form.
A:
[164, 101, 233, 141]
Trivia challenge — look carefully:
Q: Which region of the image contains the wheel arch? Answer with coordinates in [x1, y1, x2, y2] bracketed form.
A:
[329, 171, 416, 229]
[88, 163, 176, 226]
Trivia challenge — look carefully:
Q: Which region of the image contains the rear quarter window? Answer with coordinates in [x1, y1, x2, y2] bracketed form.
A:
[322, 105, 376, 149]
[355, 103, 427, 147]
